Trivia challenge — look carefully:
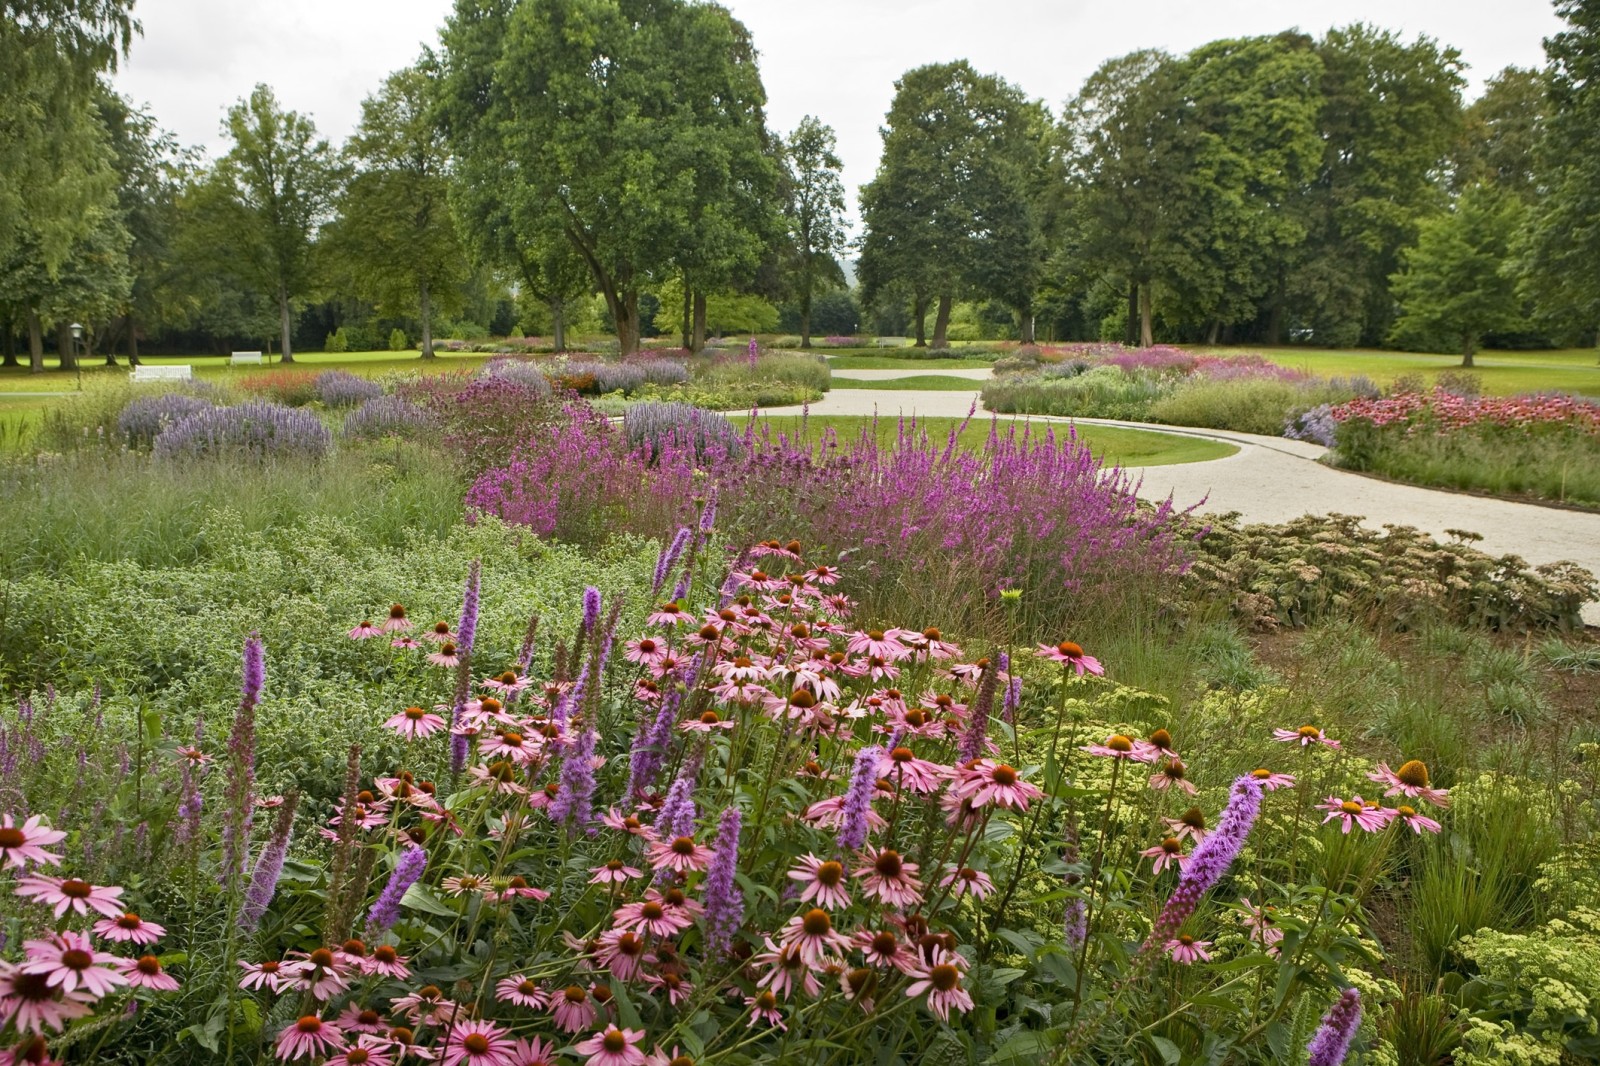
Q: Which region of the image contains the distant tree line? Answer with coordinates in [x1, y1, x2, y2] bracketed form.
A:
[2, 0, 1596, 367]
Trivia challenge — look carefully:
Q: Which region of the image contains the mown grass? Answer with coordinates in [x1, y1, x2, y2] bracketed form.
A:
[1192, 345, 1600, 397]
[830, 374, 989, 390]
[825, 354, 996, 370]
[744, 413, 1236, 467]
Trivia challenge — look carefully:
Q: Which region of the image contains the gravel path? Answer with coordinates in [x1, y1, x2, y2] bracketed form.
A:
[777, 379, 1600, 624]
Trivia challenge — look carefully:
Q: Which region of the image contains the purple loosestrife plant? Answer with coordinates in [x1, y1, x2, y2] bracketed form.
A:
[702, 807, 744, 956]
[239, 792, 299, 932]
[581, 587, 602, 637]
[366, 845, 428, 936]
[1306, 989, 1362, 1066]
[957, 659, 1000, 763]
[1147, 775, 1264, 947]
[836, 745, 883, 853]
[450, 562, 482, 775]
[548, 729, 598, 832]
[652, 528, 692, 598]
[221, 635, 264, 885]
[654, 769, 698, 842]
[627, 688, 682, 799]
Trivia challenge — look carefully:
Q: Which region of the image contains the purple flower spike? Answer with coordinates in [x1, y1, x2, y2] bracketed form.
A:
[836, 746, 883, 853]
[581, 587, 602, 636]
[1306, 988, 1362, 1066]
[702, 807, 744, 955]
[1148, 774, 1264, 946]
[366, 845, 428, 936]
[549, 729, 598, 832]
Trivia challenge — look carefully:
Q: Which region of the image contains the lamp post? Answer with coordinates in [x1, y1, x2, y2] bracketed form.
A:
[69, 323, 84, 391]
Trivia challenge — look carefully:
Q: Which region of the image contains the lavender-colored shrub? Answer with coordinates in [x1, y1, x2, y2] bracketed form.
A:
[623, 401, 743, 463]
[479, 358, 554, 397]
[342, 395, 437, 440]
[116, 393, 215, 448]
[314, 370, 384, 407]
[153, 401, 333, 461]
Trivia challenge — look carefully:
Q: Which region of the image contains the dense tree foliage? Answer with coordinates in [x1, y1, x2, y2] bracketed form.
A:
[782, 116, 847, 348]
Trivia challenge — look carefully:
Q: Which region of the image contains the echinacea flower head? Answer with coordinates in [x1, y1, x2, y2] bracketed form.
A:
[0, 814, 66, 870]
[788, 854, 851, 910]
[495, 976, 548, 1009]
[508, 1037, 560, 1066]
[1164, 934, 1212, 965]
[1148, 759, 1198, 794]
[574, 1025, 647, 1066]
[238, 959, 287, 992]
[119, 954, 180, 991]
[905, 948, 974, 1022]
[550, 984, 597, 1033]
[1249, 768, 1297, 791]
[441, 1019, 515, 1066]
[646, 835, 712, 875]
[276, 1015, 346, 1061]
[384, 706, 445, 741]
[14, 876, 125, 919]
[855, 848, 924, 908]
[940, 866, 995, 899]
[589, 860, 643, 885]
[348, 621, 382, 640]
[952, 760, 1042, 811]
[93, 911, 165, 945]
[1141, 837, 1188, 873]
[1273, 725, 1340, 749]
[326, 1037, 398, 1066]
[611, 895, 693, 939]
[1035, 640, 1103, 676]
[1083, 734, 1153, 762]
[21, 931, 128, 997]
[744, 988, 785, 1029]
[1318, 795, 1393, 834]
[0, 964, 95, 1034]
[381, 604, 412, 633]
[1163, 807, 1209, 842]
[1392, 804, 1443, 834]
[777, 908, 852, 962]
[1368, 760, 1450, 807]
[426, 642, 461, 668]
[1136, 728, 1180, 761]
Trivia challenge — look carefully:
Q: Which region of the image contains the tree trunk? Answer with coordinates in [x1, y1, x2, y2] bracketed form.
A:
[1138, 284, 1154, 347]
[800, 285, 813, 348]
[56, 321, 78, 371]
[692, 292, 707, 353]
[1461, 334, 1476, 368]
[27, 313, 44, 373]
[128, 315, 140, 366]
[680, 282, 692, 351]
[1267, 263, 1286, 346]
[1125, 280, 1139, 347]
[278, 283, 295, 363]
[613, 290, 641, 355]
[552, 300, 566, 353]
[419, 278, 435, 359]
[931, 293, 953, 349]
[912, 294, 929, 347]
[1017, 304, 1035, 345]
[1, 316, 16, 367]
[1206, 319, 1221, 346]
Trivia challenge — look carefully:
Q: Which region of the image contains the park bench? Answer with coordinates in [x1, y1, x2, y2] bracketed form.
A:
[230, 351, 264, 366]
[129, 365, 193, 383]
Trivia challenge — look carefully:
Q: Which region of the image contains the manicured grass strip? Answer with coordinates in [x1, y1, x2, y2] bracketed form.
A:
[1191, 345, 1600, 397]
[831, 375, 988, 390]
[825, 354, 996, 370]
[743, 414, 1236, 467]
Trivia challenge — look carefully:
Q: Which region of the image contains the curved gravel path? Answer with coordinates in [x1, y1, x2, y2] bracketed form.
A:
[773, 372, 1600, 624]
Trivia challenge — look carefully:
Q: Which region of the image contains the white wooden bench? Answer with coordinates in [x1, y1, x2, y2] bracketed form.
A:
[130, 365, 193, 383]
[230, 351, 264, 366]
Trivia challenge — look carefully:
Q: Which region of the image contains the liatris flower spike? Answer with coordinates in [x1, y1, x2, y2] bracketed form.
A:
[1306, 988, 1362, 1066]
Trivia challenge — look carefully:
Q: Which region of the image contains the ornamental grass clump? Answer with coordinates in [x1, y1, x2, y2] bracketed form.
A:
[151, 401, 333, 461]
[115, 392, 215, 448]
[312, 370, 384, 408]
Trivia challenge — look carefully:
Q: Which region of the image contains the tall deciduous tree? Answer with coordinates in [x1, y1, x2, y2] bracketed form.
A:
[441, 0, 779, 355]
[1389, 185, 1526, 365]
[782, 117, 846, 348]
[1454, 66, 1545, 199]
[329, 59, 466, 358]
[1518, 0, 1600, 344]
[210, 84, 341, 362]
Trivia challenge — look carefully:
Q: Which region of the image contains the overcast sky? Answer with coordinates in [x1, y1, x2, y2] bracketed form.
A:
[113, 0, 1565, 225]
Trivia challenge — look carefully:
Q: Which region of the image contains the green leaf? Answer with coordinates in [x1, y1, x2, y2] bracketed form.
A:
[1149, 1034, 1183, 1065]
[399, 883, 458, 918]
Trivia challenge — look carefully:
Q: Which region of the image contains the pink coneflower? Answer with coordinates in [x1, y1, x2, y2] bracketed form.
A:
[0, 964, 94, 1034]
[1148, 760, 1198, 795]
[574, 1026, 647, 1066]
[602, 809, 649, 836]
[1134, 728, 1181, 762]
[282, 948, 350, 1002]
[1082, 734, 1155, 762]
[348, 621, 382, 640]
[1035, 640, 1103, 676]
[1238, 898, 1284, 951]
[427, 642, 462, 668]
[549, 985, 598, 1034]
[337, 1004, 389, 1035]
[175, 745, 210, 767]
[744, 989, 786, 1029]
[952, 759, 1043, 811]
[0, 814, 66, 869]
[647, 602, 689, 627]
[1162, 808, 1209, 843]
[1368, 761, 1450, 807]
[1392, 804, 1443, 834]
[384, 706, 445, 740]
[494, 975, 548, 1010]
[362, 945, 410, 979]
[507, 1037, 559, 1066]
[594, 930, 648, 981]
[479, 731, 537, 765]
[1273, 725, 1340, 749]
[93, 911, 165, 945]
[940, 866, 995, 900]
[14, 876, 125, 919]
[119, 954, 180, 991]
[377, 1027, 434, 1063]
[787, 854, 851, 910]
[1141, 837, 1188, 874]
[846, 629, 909, 661]
[751, 938, 821, 1000]
[424, 620, 457, 643]
[644, 969, 691, 1005]
[1249, 768, 1297, 791]
[905, 948, 974, 1021]
[589, 860, 643, 885]
[1164, 935, 1212, 964]
[441, 1019, 515, 1066]
[856, 928, 921, 974]
[624, 637, 669, 666]
[443, 874, 491, 896]
[680, 710, 736, 733]
[257, 794, 288, 809]
[611, 896, 693, 939]
[391, 637, 421, 650]
[391, 985, 456, 1027]
[877, 747, 946, 794]
[1319, 795, 1392, 833]
[22, 931, 127, 997]
[777, 908, 853, 962]
[276, 1015, 346, 1061]
[646, 835, 712, 875]
[238, 959, 288, 992]
[381, 604, 412, 633]
[939, 789, 983, 832]
[481, 669, 531, 696]
[326, 1037, 398, 1066]
[809, 564, 841, 586]
[801, 795, 887, 833]
[855, 849, 924, 908]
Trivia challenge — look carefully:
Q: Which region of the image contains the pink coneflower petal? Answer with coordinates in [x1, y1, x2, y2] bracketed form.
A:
[904, 948, 974, 1021]
[1249, 768, 1297, 791]
[940, 866, 995, 899]
[1368, 761, 1450, 807]
[348, 622, 383, 640]
[0, 813, 67, 870]
[952, 759, 1043, 810]
[1164, 935, 1212, 965]
[1140, 837, 1189, 873]
[22, 930, 128, 996]
[1273, 725, 1340, 749]
[14, 875, 125, 919]
[93, 911, 166, 945]
[275, 1015, 347, 1061]
[787, 854, 852, 910]
[573, 1025, 647, 1066]
[1035, 640, 1104, 676]
[383, 706, 446, 740]
[440, 1019, 516, 1066]
[854, 848, 923, 908]
[119, 953, 181, 991]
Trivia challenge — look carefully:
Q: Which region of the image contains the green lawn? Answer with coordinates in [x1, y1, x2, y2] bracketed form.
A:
[744, 414, 1236, 467]
[831, 375, 987, 390]
[1190, 345, 1600, 397]
[825, 354, 995, 370]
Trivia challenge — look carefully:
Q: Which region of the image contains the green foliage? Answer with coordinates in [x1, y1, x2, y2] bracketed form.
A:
[1458, 912, 1600, 1062]
[323, 327, 348, 353]
[1147, 377, 1353, 436]
[782, 116, 848, 345]
[388, 327, 409, 351]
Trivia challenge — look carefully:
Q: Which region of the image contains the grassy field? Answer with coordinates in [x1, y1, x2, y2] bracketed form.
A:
[1193, 345, 1600, 396]
[830, 374, 987, 390]
[744, 414, 1236, 466]
[823, 353, 995, 370]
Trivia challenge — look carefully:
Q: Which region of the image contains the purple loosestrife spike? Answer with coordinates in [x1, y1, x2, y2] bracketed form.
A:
[654, 769, 697, 841]
[957, 657, 1000, 763]
[698, 488, 718, 535]
[653, 528, 692, 597]
[627, 689, 681, 798]
[836, 746, 883, 853]
[581, 587, 602, 636]
[365, 845, 428, 936]
[1306, 989, 1363, 1066]
[239, 793, 299, 932]
[1147, 775, 1264, 947]
[222, 635, 263, 885]
[671, 569, 693, 604]
[457, 561, 482, 655]
[548, 729, 598, 832]
[242, 634, 265, 707]
[703, 807, 744, 956]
